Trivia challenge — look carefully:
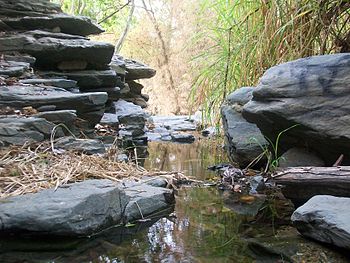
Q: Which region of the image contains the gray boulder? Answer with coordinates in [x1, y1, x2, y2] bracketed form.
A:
[292, 195, 350, 250]
[243, 54, 350, 165]
[0, 179, 174, 236]
[0, 180, 128, 236]
[278, 147, 325, 168]
[221, 87, 267, 167]
[0, 116, 64, 145]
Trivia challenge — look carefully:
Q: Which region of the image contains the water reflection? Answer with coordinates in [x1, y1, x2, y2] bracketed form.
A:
[144, 141, 228, 181]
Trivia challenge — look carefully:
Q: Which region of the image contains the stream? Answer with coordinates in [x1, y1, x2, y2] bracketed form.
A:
[0, 140, 348, 262]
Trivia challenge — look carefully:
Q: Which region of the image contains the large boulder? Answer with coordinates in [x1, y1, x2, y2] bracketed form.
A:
[0, 179, 174, 236]
[243, 54, 350, 165]
[292, 195, 350, 250]
[221, 87, 267, 167]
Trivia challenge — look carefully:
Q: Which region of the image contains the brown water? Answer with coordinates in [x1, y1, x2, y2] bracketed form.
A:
[0, 141, 348, 263]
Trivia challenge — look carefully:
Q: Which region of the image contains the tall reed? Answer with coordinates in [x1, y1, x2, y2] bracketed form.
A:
[190, 0, 350, 124]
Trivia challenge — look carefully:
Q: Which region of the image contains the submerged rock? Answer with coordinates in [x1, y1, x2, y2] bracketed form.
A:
[221, 87, 267, 167]
[0, 179, 174, 237]
[243, 54, 350, 165]
[292, 195, 350, 250]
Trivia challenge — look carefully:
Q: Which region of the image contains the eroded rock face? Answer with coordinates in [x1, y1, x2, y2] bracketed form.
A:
[292, 195, 350, 250]
[278, 147, 325, 168]
[243, 54, 350, 165]
[0, 179, 174, 236]
[221, 87, 267, 167]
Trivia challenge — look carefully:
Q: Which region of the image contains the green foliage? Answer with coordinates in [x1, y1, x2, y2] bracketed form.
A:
[50, 0, 132, 33]
[191, 0, 350, 124]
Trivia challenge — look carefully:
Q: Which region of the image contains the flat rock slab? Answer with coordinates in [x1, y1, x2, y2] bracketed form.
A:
[292, 195, 350, 250]
[243, 54, 350, 165]
[0, 31, 114, 69]
[111, 56, 156, 81]
[40, 70, 118, 90]
[0, 85, 108, 125]
[0, 179, 174, 237]
[1, 14, 103, 36]
[150, 115, 197, 131]
[0, 0, 61, 17]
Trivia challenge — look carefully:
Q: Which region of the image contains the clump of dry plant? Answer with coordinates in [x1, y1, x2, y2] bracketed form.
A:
[0, 142, 183, 199]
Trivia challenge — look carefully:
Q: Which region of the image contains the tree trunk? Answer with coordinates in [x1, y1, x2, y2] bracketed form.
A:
[273, 166, 350, 206]
[115, 0, 135, 53]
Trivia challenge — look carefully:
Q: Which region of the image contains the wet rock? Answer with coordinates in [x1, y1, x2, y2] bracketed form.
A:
[171, 132, 195, 143]
[0, 180, 128, 236]
[0, 116, 63, 145]
[243, 54, 350, 165]
[249, 176, 265, 195]
[292, 195, 350, 250]
[55, 137, 106, 154]
[0, 31, 114, 69]
[0, 85, 108, 126]
[123, 184, 174, 222]
[278, 147, 325, 168]
[221, 87, 267, 167]
[1, 14, 104, 36]
[19, 78, 77, 89]
[151, 115, 197, 131]
[40, 70, 118, 90]
[201, 126, 217, 137]
[0, 179, 174, 236]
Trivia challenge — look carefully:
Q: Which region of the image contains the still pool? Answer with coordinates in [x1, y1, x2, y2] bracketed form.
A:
[0, 141, 348, 262]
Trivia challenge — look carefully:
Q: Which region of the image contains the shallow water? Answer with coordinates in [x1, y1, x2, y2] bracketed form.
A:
[0, 140, 348, 263]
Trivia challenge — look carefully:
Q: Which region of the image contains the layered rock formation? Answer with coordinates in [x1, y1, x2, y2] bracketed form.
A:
[0, 0, 156, 144]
